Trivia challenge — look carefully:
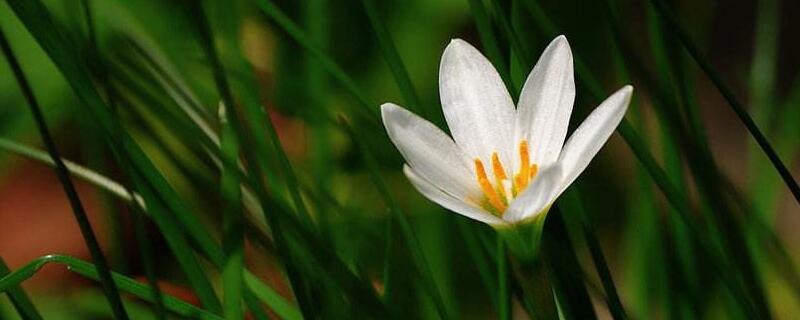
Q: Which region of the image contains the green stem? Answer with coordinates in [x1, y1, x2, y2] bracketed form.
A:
[508, 254, 557, 320]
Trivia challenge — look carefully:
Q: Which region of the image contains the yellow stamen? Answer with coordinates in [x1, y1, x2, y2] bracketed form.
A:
[491, 153, 507, 180]
[515, 140, 531, 191]
[529, 164, 538, 179]
[475, 159, 507, 212]
[491, 153, 508, 204]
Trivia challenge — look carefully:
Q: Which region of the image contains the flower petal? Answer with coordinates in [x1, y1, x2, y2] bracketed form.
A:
[404, 166, 507, 226]
[557, 85, 633, 195]
[439, 39, 515, 170]
[515, 35, 575, 170]
[381, 103, 479, 199]
[502, 164, 563, 223]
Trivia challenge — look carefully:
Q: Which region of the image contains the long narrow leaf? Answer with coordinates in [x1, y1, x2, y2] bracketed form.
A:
[0, 24, 129, 320]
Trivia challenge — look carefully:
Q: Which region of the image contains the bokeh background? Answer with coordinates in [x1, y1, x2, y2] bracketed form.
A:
[0, 0, 798, 318]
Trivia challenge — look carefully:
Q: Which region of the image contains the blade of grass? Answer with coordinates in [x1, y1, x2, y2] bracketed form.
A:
[219, 104, 245, 320]
[0, 25, 129, 320]
[5, 1, 226, 303]
[649, 0, 800, 204]
[244, 272, 303, 320]
[361, 0, 426, 118]
[128, 200, 167, 320]
[0, 138, 301, 318]
[455, 220, 501, 316]
[605, 1, 773, 316]
[186, 3, 319, 317]
[543, 209, 597, 320]
[559, 190, 627, 320]
[304, 0, 334, 246]
[341, 118, 452, 320]
[0, 257, 42, 320]
[0, 255, 222, 320]
[196, 2, 392, 317]
[466, 0, 512, 88]
[253, 0, 378, 122]
[643, 4, 702, 316]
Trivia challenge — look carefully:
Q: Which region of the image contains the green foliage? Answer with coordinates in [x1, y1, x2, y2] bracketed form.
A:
[0, 0, 797, 319]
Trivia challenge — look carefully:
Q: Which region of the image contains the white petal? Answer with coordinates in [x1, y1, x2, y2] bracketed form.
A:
[557, 85, 633, 196]
[515, 35, 575, 170]
[439, 39, 515, 171]
[404, 166, 507, 226]
[382, 103, 479, 199]
[502, 164, 563, 223]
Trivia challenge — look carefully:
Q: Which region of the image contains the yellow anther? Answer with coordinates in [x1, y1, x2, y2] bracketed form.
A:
[491, 153, 509, 205]
[474, 159, 507, 213]
[515, 141, 531, 191]
[529, 164, 538, 179]
[491, 153, 507, 180]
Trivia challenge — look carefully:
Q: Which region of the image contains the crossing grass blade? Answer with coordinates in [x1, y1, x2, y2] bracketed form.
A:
[604, 1, 774, 316]
[466, 0, 511, 88]
[4, 0, 226, 312]
[187, 3, 320, 317]
[0, 105, 306, 320]
[543, 210, 597, 320]
[192, 3, 394, 317]
[0, 257, 42, 320]
[0, 24, 130, 320]
[559, 190, 628, 320]
[361, 0, 426, 118]
[643, 9, 703, 316]
[648, 0, 799, 204]
[253, 0, 378, 122]
[0, 255, 222, 320]
[219, 104, 245, 320]
[341, 119, 452, 320]
[5, 0, 225, 264]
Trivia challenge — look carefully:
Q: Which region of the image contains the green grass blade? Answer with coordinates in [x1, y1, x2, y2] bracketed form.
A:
[649, 0, 799, 204]
[219, 104, 245, 320]
[4, 1, 225, 310]
[341, 119, 452, 319]
[244, 272, 302, 320]
[642, 4, 702, 315]
[0, 24, 129, 320]
[466, 0, 511, 87]
[187, 3, 319, 317]
[128, 201, 167, 320]
[0, 137, 300, 318]
[253, 0, 378, 122]
[196, 3, 392, 317]
[455, 220, 501, 315]
[0, 257, 42, 320]
[606, 1, 773, 316]
[361, 0, 426, 118]
[560, 191, 628, 319]
[543, 210, 597, 320]
[0, 255, 222, 320]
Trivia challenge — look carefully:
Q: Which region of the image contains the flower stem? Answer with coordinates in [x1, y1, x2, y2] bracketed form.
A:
[508, 253, 557, 320]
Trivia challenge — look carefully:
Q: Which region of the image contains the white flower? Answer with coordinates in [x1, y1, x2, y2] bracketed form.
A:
[381, 35, 633, 228]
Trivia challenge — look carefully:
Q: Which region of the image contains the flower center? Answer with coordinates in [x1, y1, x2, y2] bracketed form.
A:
[473, 140, 539, 214]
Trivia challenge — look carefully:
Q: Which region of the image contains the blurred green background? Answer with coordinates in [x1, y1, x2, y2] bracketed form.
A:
[0, 0, 798, 319]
